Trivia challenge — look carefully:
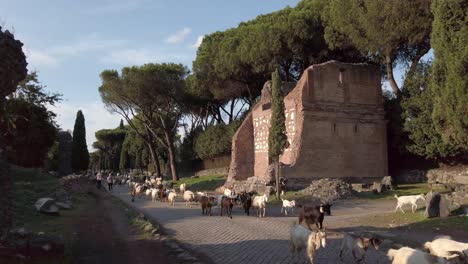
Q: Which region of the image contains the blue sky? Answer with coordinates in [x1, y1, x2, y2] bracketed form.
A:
[1, 0, 300, 148]
[2, 0, 427, 150]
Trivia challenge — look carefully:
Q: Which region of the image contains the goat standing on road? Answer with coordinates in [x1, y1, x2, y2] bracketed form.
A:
[220, 196, 235, 219]
[339, 233, 382, 264]
[281, 198, 296, 216]
[289, 223, 327, 264]
[298, 204, 332, 230]
[252, 194, 268, 217]
[200, 196, 216, 216]
[394, 194, 426, 213]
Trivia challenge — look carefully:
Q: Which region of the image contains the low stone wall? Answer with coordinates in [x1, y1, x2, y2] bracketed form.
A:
[227, 176, 275, 195]
[395, 166, 468, 185]
[194, 167, 229, 177]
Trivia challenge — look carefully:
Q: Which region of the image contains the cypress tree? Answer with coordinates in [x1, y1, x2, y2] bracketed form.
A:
[72, 110, 89, 171]
[268, 69, 288, 199]
[119, 119, 124, 129]
[430, 0, 468, 151]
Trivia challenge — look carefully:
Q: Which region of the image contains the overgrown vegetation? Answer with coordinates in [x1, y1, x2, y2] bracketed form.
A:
[11, 165, 92, 234]
[194, 121, 240, 159]
[171, 175, 226, 192]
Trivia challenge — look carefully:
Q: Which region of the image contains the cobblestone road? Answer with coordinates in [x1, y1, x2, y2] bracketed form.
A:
[112, 186, 393, 264]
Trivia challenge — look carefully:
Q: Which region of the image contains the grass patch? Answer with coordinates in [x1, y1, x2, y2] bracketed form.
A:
[171, 174, 226, 192]
[355, 183, 450, 200]
[11, 165, 95, 234]
[353, 211, 468, 232]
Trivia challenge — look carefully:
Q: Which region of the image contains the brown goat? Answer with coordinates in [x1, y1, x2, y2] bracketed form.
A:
[220, 196, 235, 219]
[200, 196, 216, 216]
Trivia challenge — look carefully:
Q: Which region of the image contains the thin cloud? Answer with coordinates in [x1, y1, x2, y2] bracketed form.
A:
[50, 101, 123, 150]
[166, 27, 192, 44]
[83, 0, 149, 15]
[191, 35, 204, 49]
[50, 34, 127, 56]
[100, 48, 189, 65]
[26, 49, 59, 69]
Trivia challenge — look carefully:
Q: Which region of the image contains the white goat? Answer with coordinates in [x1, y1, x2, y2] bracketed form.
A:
[289, 223, 326, 264]
[281, 198, 296, 216]
[424, 236, 468, 263]
[179, 183, 186, 194]
[387, 247, 448, 264]
[196, 191, 207, 197]
[223, 188, 233, 197]
[252, 194, 268, 217]
[151, 188, 159, 203]
[183, 190, 195, 208]
[145, 189, 152, 199]
[168, 191, 177, 206]
[394, 194, 426, 213]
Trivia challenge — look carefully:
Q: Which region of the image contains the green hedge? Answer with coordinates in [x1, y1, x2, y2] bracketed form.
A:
[194, 121, 240, 159]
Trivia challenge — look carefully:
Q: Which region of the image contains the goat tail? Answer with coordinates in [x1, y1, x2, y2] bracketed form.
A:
[394, 194, 398, 199]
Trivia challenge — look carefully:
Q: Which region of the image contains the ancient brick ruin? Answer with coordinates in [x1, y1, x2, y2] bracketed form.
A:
[227, 61, 388, 190]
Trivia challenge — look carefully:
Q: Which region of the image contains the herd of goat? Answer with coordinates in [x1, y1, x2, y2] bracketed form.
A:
[112, 176, 467, 264]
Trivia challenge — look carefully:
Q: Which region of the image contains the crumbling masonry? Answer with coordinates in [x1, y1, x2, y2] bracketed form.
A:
[227, 61, 388, 190]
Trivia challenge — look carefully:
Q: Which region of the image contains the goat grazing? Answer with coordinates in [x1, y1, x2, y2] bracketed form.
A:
[387, 247, 448, 264]
[289, 223, 327, 264]
[298, 204, 332, 230]
[179, 183, 186, 194]
[424, 236, 468, 263]
[281, 198, 296, 216]
[167, 191, 177, 206]
[220, 196, 235, 219]
[339, 233, 382, 263]
[200, 196, 216, 216]
[394, 194, 426, 213]
[183, 190, 195, 208]
[252, 194, 268, 217]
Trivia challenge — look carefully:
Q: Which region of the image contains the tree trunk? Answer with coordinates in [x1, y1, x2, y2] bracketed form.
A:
[163, 131, 179, 181]
[407, 45, 431, 77]
[385, 50, 400, 98]
[275, 157, 280, 200]
[0, 149, 12, 238]
[147, 141, 161, 177]
[145, 127, 161, 177]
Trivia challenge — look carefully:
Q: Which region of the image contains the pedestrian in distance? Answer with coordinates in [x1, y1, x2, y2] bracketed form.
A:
[107, 173, 113, 191]
[96, 171, 102, 190]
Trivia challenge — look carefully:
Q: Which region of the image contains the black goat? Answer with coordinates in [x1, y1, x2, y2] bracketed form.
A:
[239, 192, 252, 216]
[298, 204, 332, 230]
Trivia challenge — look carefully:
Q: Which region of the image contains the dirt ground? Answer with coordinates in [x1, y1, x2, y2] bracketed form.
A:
[66, 187, 181, 264]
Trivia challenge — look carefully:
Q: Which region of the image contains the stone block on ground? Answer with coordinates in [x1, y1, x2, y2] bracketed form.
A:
[55, 202, 72, 210]
[381, 176, 394, 190]
[424, 191, 441, 218]
[34, 198, 59, 214]
[372, 182, 384, 194]
[351, 184, 364, 192]
[439, 194, 451, 218]
[298, 178, 352, 202]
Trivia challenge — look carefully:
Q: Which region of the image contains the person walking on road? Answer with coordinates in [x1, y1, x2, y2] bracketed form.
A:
[96, 171, 102, 189]
[107, 173, 113, 191]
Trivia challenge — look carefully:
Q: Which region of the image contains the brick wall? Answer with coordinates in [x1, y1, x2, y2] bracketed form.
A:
[228, 61, 388, 187]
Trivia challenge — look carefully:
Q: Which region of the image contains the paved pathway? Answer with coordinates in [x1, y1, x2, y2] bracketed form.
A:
[111, 186, 393, 264]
